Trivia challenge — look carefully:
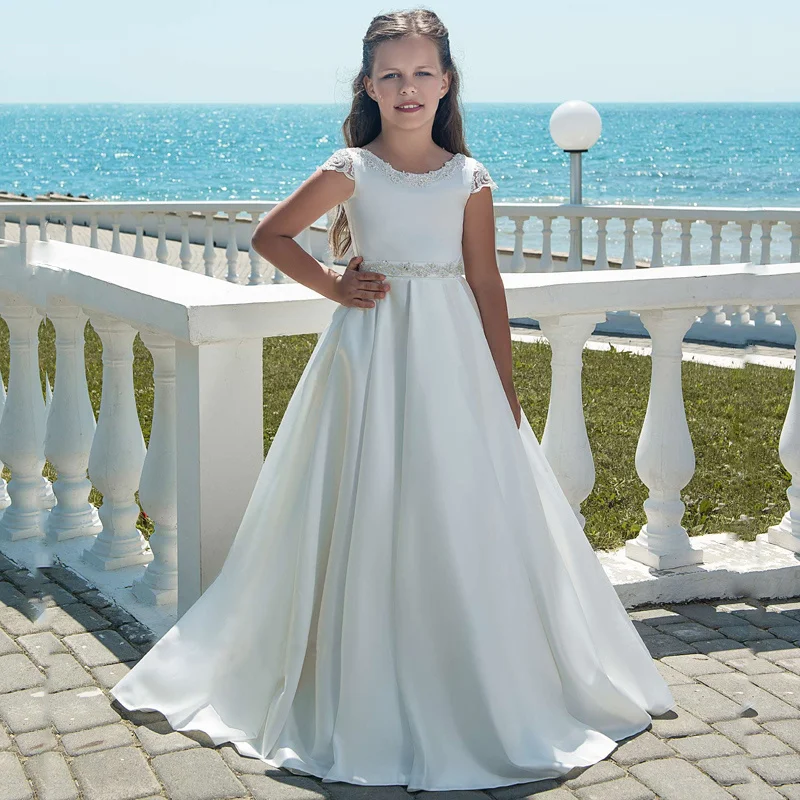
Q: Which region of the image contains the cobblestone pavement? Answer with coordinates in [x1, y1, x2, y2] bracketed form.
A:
[2, 551, 800, 800]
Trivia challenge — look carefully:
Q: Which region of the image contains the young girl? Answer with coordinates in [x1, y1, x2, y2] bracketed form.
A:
[111, 8, 675, 792]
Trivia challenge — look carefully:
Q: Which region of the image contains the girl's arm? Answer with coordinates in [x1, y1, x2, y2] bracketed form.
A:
[251, 169, 355, 301]
[462, 186, 516, 398]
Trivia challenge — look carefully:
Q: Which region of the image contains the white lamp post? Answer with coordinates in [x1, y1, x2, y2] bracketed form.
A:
[549, 101, 602, 270]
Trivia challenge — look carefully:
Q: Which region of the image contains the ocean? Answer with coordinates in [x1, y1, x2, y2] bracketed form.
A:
[1, 102, 798, 264]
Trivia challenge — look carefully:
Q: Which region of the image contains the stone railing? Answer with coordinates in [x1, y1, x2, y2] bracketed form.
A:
[0, 237, 798, 621]
[2, 200, 798, 348]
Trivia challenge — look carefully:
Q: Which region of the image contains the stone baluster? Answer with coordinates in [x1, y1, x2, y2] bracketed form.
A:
[510, 217, 527, 272]
[538, 313, 606, 527]
[226, 211, 240, 283]
[83, 314, 151, 571]
[702, 221, 727, 326]
[0, 377, 9, 511]
[621, 218, 636, 269]
[566, 213, 582, 271]
[679, 220, 693, 266]
[203, 212, 216, 277]
[90, 214, 99, 249]
[760, 220, 774, 265]
[65, 213, 74, 244]
[766, 307, 800, 552]
[0, 213, 5, 239]
[38, 215, 48, 243]
[790, 223, 800, 263]
[593, 218, 609, 270]
[179, 212, 192, 270]
[248, 212, 265, 285]
[44, 299, 102, 541]
[538, 216, 553, 272]
[156, 214, 168, 264]
[739, 221, 753, 262]
[625, 308, 705, 569]
[135, 331, 178, 605]
[111, 213, 122, 254]
[0, 295, 55, 540]
[134, 214, 145, 259]
[649, 219, 664, 268]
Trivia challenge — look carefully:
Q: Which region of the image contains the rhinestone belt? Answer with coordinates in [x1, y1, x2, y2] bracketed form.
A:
[358, 258, 465, 278]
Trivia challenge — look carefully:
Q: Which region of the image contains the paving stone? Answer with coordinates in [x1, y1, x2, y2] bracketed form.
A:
[573, 777, 655, 800]
[631, 756, 737, 797]
[0, 688, 49, 733]
[91, 661, 136, 689]
[44, 653, 95, 692]
[650, 706, 714, 739]
[240, 773, 335, 799]
[16, 631, 67, 667]
[610, 730, 675, 766]
[61, 722, 135, 755]
[38, 603, 111, 636]
[0, 750, 34, 800]
[768, 625, 800, 643]
[0, 552, 19, 571]
[729, 775, 787, 799]
[71, 746, 162, 800]
[663, 653, 734, 677]
[3, 568, 48, 594]
[98, 604, 138, 627]
[0, 626, 21, 656]
[750, 754, 800, 785]
[700, 673, 799, 721]
[0, 602, 50, 636]
[727, 656, 786, 676]
[669, 603, 743, 629]
[714, 718, 772, 746]
[0, 724, 12, 749]
[0, 653, 45, 693]
[750, 673, 800, 710]
[118, 621, 158, 650]
[64, 629, 140, 667]
[669, 733, 744, 759]
[725, 626, 778, 643]
[78, 588, 115, 610]
[656, 622, 726, 642]
[777, 785, 800, 799]
[738, 734, 795, 757]
[694, 639, 755, 661]
[0, 580, 28, 609]
[151, 748, 247, 799]
[15, 728, 58, 756]
[38, 566, 95, 595]
[641, 633, 698, 658]
[696, 755, 758, 785]
[670, 682, 748, 723]
[722, 605, 789, 629]
[486, 778, 561, 800]
[218, 742, 286, 775]
[134, 720, 201, 756]
[564, 761, 626, 788]
[654, 660, 695, 686]
[629, 608, 688, 626]
[23, 751, 80, 800]
[778, 660, 800, 677]
[49, 686, 121, 734]
[763, 719, 800, 750]
[748, 641, 800, 663]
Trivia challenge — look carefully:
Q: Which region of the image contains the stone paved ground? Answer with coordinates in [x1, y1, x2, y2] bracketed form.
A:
[2, 550, 800, 800]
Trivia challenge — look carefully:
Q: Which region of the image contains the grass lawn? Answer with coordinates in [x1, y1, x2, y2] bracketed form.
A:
[0, 318, 792, 551]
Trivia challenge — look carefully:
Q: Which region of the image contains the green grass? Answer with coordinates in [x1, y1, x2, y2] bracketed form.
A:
[0, 318, 792, 550]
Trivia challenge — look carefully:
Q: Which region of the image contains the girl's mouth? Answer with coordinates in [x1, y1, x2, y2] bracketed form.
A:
[395, 103, 423, 113]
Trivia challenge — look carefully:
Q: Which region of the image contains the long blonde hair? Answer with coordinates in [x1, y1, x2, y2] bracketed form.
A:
[327, 8, 471, 260]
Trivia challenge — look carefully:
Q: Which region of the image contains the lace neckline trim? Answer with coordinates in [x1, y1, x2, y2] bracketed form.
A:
[355, 147, 464, 184]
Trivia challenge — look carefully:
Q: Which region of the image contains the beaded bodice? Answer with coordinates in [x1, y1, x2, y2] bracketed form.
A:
[318, 146, 498, 278]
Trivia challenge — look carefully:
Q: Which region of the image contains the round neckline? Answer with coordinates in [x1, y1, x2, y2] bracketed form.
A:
[357, 147, 462, 177]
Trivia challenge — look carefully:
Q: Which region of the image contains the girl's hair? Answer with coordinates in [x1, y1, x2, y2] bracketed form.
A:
[327, 8, 470, 260]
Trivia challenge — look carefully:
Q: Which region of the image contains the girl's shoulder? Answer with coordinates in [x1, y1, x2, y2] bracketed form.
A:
[465, 155, 498, 194]
[317, 147, 358, 180]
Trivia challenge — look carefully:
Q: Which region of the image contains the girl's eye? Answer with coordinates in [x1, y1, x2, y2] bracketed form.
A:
[381, 72, 432, 79]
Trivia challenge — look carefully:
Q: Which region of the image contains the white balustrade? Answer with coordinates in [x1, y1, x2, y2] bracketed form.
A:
[135, 331, 178, 605]
[83, 313, 151, 571]
[539, 313, 607, 527]
[625, 308, 706, 570]
[43, 298, 102, 542]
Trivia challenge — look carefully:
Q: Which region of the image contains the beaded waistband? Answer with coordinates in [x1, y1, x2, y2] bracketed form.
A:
[358, 257, 464, 278]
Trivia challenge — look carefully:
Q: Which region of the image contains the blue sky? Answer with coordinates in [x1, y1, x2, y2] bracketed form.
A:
[6, 0, 798, 104]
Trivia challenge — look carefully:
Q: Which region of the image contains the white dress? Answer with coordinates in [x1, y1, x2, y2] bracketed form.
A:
[110, 146, 675, 793]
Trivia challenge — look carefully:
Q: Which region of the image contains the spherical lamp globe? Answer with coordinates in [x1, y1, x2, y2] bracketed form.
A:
[549, 101, 602, 152]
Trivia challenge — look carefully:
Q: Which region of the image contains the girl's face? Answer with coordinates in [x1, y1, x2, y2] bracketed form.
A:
[363, 35, 451, 132]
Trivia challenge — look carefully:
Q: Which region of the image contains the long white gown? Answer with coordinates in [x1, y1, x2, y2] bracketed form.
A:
[110, 145, 676, 792]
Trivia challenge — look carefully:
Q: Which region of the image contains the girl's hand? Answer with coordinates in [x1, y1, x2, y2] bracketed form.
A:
[332, 256, 391, 308]
[505, 384, 522, 429]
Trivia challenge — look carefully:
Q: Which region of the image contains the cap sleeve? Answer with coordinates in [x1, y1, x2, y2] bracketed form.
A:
[470, 159, 498, 194]
[318, 148, 355, 181]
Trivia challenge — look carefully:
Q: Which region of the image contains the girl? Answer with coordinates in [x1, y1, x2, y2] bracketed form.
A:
[111, 8, 675, 793]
